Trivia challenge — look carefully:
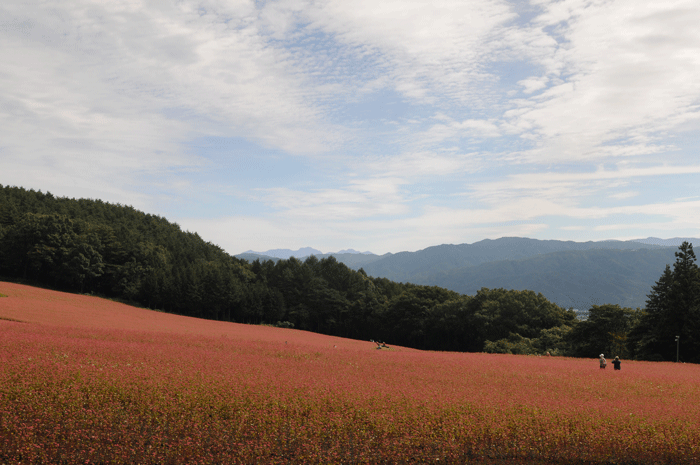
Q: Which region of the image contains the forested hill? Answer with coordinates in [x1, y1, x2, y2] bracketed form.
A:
[359, 238, 669, 282]
[0, 186, 239, 310]
[413, 248, 679, 310]
[243, 238, 690, 311]
[2, 185, 699, 362]
[0, 185, 578, 354]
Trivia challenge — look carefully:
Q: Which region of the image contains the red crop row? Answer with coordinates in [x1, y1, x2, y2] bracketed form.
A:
[1, 282, 700, 464]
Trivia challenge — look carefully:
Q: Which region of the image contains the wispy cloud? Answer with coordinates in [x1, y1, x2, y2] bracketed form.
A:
[508, 0, 700, 163]
[2, 0, 699, 253]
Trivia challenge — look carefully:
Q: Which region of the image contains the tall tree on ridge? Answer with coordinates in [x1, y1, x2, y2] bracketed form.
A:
[630, 242, 700, 362]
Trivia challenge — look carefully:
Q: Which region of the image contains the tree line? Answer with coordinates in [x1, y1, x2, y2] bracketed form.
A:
[1, 185, 698, 362]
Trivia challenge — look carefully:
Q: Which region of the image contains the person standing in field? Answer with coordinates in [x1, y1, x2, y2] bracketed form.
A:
[612, 356, 621, 370]
[599, 354, 607, 369]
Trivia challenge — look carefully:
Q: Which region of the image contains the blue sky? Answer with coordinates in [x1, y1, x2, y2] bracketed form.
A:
[2, 0, 699, 254]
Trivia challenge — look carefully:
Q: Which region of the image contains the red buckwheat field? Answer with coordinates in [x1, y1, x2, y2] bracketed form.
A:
[1, 281, 699, 464]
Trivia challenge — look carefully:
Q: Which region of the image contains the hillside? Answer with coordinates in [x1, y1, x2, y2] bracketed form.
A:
[0, 281, 370, 349]
[245, 237, 688, 310]
[244, 238, 692, 310]
[1, 186, 579, 354]
[359, 237, 665, 282]
[311, 238, 689, 310]
[240, 238, 692, 310]
[3, 185, 697, 361]
[237, 251, 389, 269]
[2, 281, 700, 464]
[417, 248, 678, 310]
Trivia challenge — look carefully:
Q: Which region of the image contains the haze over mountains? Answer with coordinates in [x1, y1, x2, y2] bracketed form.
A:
[238, 237, 700, 311]
[242, 247, 375, 259]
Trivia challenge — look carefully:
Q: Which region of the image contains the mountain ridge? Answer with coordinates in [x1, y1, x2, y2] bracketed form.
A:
[237, 236, 700, 310]
[243, 247, 376, 259]
[243, 247, 324, 259]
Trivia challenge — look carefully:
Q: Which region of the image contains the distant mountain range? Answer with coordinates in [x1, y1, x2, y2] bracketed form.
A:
[237, 237, 700, 310]
[630, 237, 700, 247]
[242, 247, 323, 259]
[242, 247, 374, 259]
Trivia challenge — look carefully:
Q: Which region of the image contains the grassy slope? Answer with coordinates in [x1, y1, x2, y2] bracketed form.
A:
[0, 281, 371, 349]
[2, 282, 700, 464]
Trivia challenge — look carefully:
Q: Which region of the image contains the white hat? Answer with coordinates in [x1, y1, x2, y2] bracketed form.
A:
[600, 354, 604, 358]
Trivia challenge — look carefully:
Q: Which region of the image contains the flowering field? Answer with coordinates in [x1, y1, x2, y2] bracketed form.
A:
[1, 282, 700, 464]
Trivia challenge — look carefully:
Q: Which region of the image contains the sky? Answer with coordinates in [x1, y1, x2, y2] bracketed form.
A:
[2, 0, 700, 255]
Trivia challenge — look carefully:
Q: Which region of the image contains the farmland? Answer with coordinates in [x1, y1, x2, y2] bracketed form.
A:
[1, 282, 699, 464]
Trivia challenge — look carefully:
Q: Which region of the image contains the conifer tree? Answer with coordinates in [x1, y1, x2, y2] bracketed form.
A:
[631, 242, 700, 362]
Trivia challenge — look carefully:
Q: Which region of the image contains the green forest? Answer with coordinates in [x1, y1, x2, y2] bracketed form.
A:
[1, 185, 698, 362]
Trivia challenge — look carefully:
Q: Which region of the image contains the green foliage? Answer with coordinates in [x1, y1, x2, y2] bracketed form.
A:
[484, 333, 536, 355]
[274, 321, 295, 328]
[0, 184, 640, 357]
[630, 242, 700, 362]
[533, 325, 573, 356]
[426, 248, 679, 311]
[467, 288, 576, 351]
[566, 304, 641, 359]
[0, 212, 109, 291]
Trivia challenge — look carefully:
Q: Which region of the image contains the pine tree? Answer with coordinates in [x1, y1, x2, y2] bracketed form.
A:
[632, 242, 700, 362]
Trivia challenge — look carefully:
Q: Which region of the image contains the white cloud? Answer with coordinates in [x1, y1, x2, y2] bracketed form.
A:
[518, 76, 549, 94]
[468, 164, 700, 206]
[300, 0, 516, 105]
[416, 117, 502, 146]
[609, 191, 639, 200]
[252, 176, 410, 221]
[509, 0, 700, 163]
[176, 216, 330, 254]
[3, 0, 700, 254]
[176, 188, 700, 253]
[364, 151, 483, 179]
[0, 0, 346, 199]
